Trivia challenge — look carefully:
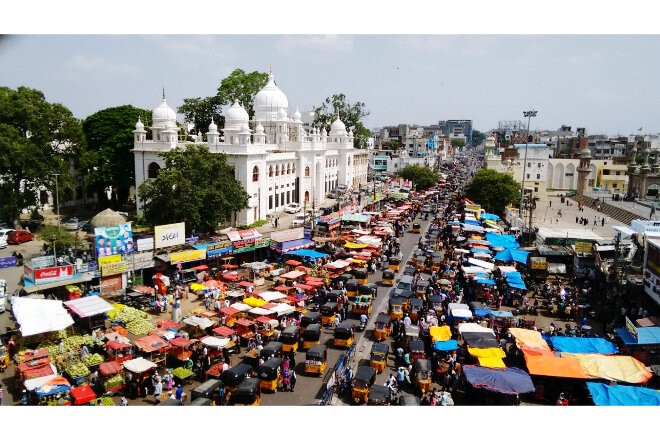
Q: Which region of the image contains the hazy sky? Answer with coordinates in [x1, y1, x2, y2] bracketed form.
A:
[2, 3, 658, 137]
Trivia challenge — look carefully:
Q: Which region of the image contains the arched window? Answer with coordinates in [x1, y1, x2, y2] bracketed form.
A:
[347, 157, 352, 166]
[269, 166, 273, 177]
[305, 166, 310, 177]
[147, 162, 160, 179]
[252, 166, 259, 182]
[287, 164, 291, 175]
[276, 165, 280, 176]
[304, 191, 310, 202]
[292, 164, 296, 174]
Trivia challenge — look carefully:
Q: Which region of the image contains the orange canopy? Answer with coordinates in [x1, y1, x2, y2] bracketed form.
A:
[521, 347, 589, 379]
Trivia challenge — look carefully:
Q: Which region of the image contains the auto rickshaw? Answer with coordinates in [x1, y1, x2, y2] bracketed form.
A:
[301, 323, 321, 350]
[190, 397, 213, 406]
[370, 342, 390, 373]
[258, 356, 283, 392]
[345, 279, 359, 299]
[354, 268, 369, 286]
[231, 377, 261, 406]
[300, 311, 322, 333]
[412, 222, 421, 233]
[191, 378, 224, 404]
[413, 254, 427, 273]
[333, 322, 355, 348]
[402, 325, 420, 351]
[260, 341, 284, 360]
[0, 342, 8, 373]
[388, 297, 404, 321]
[429, 256, 443, 274]
[373, 313, 392, 342]
[280, 326, 300, 353]
[415, 280, 429, 299]
[427, 294, 444, 316]
[393, 289, 414, 312]
[358, 283, 378, 298]
[304, 344, 328, 375]
[320, 302, 339, 327]
[221, 362, 252, 399]
[381, 269, 395, 287]
[409, 340, 427, 361]
[388, 256, 401, 272]
[367, 384, 391, 406]
[351, 365, 377, 404]
[412, 358, 433, 395]
[352, 295, 373, 317]
[409, 297, 425, 322]
[326, 289, 343, 303]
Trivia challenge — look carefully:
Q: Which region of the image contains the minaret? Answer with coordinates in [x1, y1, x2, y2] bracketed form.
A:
[576, 146, 592, 195]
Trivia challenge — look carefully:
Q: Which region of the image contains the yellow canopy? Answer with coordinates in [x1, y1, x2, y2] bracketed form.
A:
[189, 283, 205, 291]
[477, 357, 507, 368]
[429, 325, 452, 342]
[508, 327, 551, 350]
[344, 241, 370, 249]
[467, 347, 507, 359]
[560, 353, 654, 384]
[243, 297, 267, 307]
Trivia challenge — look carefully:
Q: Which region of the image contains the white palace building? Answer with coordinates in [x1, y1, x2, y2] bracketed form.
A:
[132, 71, 369, 226]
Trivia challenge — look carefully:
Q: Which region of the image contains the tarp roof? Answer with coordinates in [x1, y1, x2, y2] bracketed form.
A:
[278, 238, 314, 253]
[467, 257, 494, 271]
[342, 213, 371, 223]
[257, 291, 286, 302]
[560, 353, 653, 384]
[615, 326, 660, 346]
[549, 336, 619, 354]
[122, 357, 157, 374]
[458, 323, 495, 335]
[64, 295, 114, 318]
[433, 339, 459, 352]
[11, 296, 75, 337]
[508, 328, 551, 351]
[462, 332, 500, 348]
[485, 232, 519, 249]
[463, 366, 535, 395]
[587, 382, 660, 406]
[521, 347, 589, 379]
[283, 249, 329, 261]
[428, 325, 452, 342]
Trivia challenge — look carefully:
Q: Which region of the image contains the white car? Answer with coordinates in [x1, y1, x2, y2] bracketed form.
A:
[291, 213, 311, 227]
[284, 203, 301, 214]
[64, 217, 80, 230]
[0, 228, 12, 249]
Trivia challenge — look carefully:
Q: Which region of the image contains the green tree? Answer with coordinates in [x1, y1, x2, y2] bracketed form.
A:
[451, 138, 466, 149]
[82, 105, 152, 209]
[0, 86, 85, 224]
[464, 169, 520, 216]
[398, 165, 439, 192]
[137, 145, 249, 234]
[472, 130, 486, 146]
[312, 93, 371, 149]
[178, 69, 269, 136]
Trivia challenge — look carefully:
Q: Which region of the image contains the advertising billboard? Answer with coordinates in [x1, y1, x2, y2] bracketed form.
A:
[24, 264, 75, 284]
[155, 222, 186, 248]
[94, 223, 134, 258]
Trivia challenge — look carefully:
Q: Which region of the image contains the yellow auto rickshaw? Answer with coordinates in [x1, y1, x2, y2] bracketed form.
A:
[409, 297, 424, 322]
[381, 269, 395, 287]
[302, 323, 321, 350]
[412, 358, 433, 395]
[412, 222, 421, 233]
[304, 344, 327, 375]
[321, 302, 339, 327]
[389, 297, 404, 321]
[280, 326, 300, 353]
[346, 279, 359, 299]
[415, 280, 430, 299]
[333, 321, 355, 348]
[351, 365, 376, 404]
[354, 268, 369, 285]
[373, 313, 392, 342]
[352, 295, 373, 317]
[0, 342, 9, 373]
[231, 377, 262, 406]
[413, 255, 427, 273]
[300, 311, 322, 334]
[370, 342, 390, 374]
[358, 283, 378, 299]
[388, 257, 401, 272]
[258, 356, 283, 392]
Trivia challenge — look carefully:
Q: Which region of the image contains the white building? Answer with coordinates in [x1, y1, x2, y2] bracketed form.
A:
[133, 71, 369, 226]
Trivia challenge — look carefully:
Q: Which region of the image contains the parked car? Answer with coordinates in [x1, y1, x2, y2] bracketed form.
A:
[7, 230, 34, 244]
[81, 221, 92, 232]
[64, 217, 80, 230]
[20, 220, 42, 231]
[284, 203, 301, 214]
[291, 213, 311, 227]
[0, 229, 12, 249]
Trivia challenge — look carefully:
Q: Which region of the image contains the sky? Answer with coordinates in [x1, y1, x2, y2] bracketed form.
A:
[2, 3, 660, 138]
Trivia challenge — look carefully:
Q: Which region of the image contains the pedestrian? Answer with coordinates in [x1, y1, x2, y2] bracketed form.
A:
[289, 369, 297, 392]
[0, 384, 4, 406]
[120, 396, 128, 406]
[153, 372, 163, 402]
[601, 217, 605, 227]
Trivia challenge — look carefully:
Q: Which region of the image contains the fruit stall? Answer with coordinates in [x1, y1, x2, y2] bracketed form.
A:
[69, 384, 97, 405]
[64, 295, 114, 332]
[98, 360, 125, 394]
[134, 334, 171, 368]
[122, 357, 158, 400]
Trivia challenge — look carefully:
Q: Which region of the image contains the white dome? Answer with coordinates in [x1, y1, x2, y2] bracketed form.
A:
[330, 118, 347, 136]
[254, 72, 288, 120]
[225, 100, 249, 128]
[293, 106, 302, 122]
[152, 98, 176, 122]
[208, 118, 218, 133]
[255, 122, 265, 134]
[135, 117, 144, 130]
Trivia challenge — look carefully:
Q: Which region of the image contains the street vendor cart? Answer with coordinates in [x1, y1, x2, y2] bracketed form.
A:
[122, 357, 158, 400]
[134, 334, 171, 368]
[98, 360, 125, 394]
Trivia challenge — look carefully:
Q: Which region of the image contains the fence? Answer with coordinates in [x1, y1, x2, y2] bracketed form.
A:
[318, 342, 356, 405]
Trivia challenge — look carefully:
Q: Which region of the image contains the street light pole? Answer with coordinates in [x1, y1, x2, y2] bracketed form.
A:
[52, 173, 61, 230]
[519, 110, 537, 217]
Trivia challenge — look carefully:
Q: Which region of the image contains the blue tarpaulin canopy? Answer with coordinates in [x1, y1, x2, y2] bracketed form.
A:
[464, 219, 481, 226]
[475, 278, 495, 285]
[463, 366, 536, 395]
[473, 308, 493, 318]
[284, 249, 328, 261]
[549, 336, 619, 354]
[494, 248, 530, 264]
[488, 310, 514, 318]
[433, 339, 459, 352]
[471, 247, 492, 254]
[485, 233, 520, 249]
[277, 238, 314, 253]
[615, 326, 660, 346]
[481, 213, 500, 221]
[587, 382, 660, 406]
[504, 271, 527, 290]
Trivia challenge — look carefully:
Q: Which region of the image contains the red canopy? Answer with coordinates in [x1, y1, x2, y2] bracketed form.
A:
[169, 337, 195, 348]
[235, 318, 255, 327]
[285, 260, 302, 267]
[280, 270, 306, 280]
[213, 326, 236, 337]
[219, 307, 240, 316]
[273, 285, 293, 292]
[134, 335, 171, 353]
[98, 361, 123, 377]
[222, 273, 241, 282]
[295, 283, 314, 292]
[106, 340, 131, 350]
[192, 265, 209, 271]
[237, 281, 254, 288]
[157, 320, 180, 329]
[256, 315, 273, 324]
[70, 385, 97, 405]
[221, 264, 239, 270]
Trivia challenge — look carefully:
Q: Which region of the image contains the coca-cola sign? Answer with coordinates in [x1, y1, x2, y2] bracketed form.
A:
[31, 265, 75, 284]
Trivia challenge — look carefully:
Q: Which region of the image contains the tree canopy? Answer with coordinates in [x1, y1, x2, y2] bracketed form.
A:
[137, 145, 249, 234]
[312, 93, 371, 149]
[464, 169, 520, 216]
[472, 130, 486, 147]
[178, 69, 269, 137]
[82, 105, 151, 209]
[0, 86, 85, 224]
[398, 165, 439, 192]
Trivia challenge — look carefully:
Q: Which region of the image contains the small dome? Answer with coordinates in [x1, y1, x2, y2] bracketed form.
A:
[255, 123, 265, 134]
[135, 117, 144, 130]
[225, 100, 249, 128]
[208, 118, 218, 133]
[293, 106, 302, 122]
[580, 147, 592, 159]
[239, 123, 251, 135]
[330, 118, 347, 136]
[152, 98, 177, 122]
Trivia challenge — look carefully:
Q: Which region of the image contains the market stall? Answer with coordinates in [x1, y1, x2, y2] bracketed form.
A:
[122, 357, 158, 400]
[64, 295, 114, 331]
[69, 384, 97, 405]
[134, 334, 171, 368]
[98, 360, 125, 394]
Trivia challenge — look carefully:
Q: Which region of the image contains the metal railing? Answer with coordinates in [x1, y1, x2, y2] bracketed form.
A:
[318, 342, 356, 405]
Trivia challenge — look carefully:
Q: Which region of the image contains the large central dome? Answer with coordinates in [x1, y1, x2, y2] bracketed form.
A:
[254, 71, 288, 121]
